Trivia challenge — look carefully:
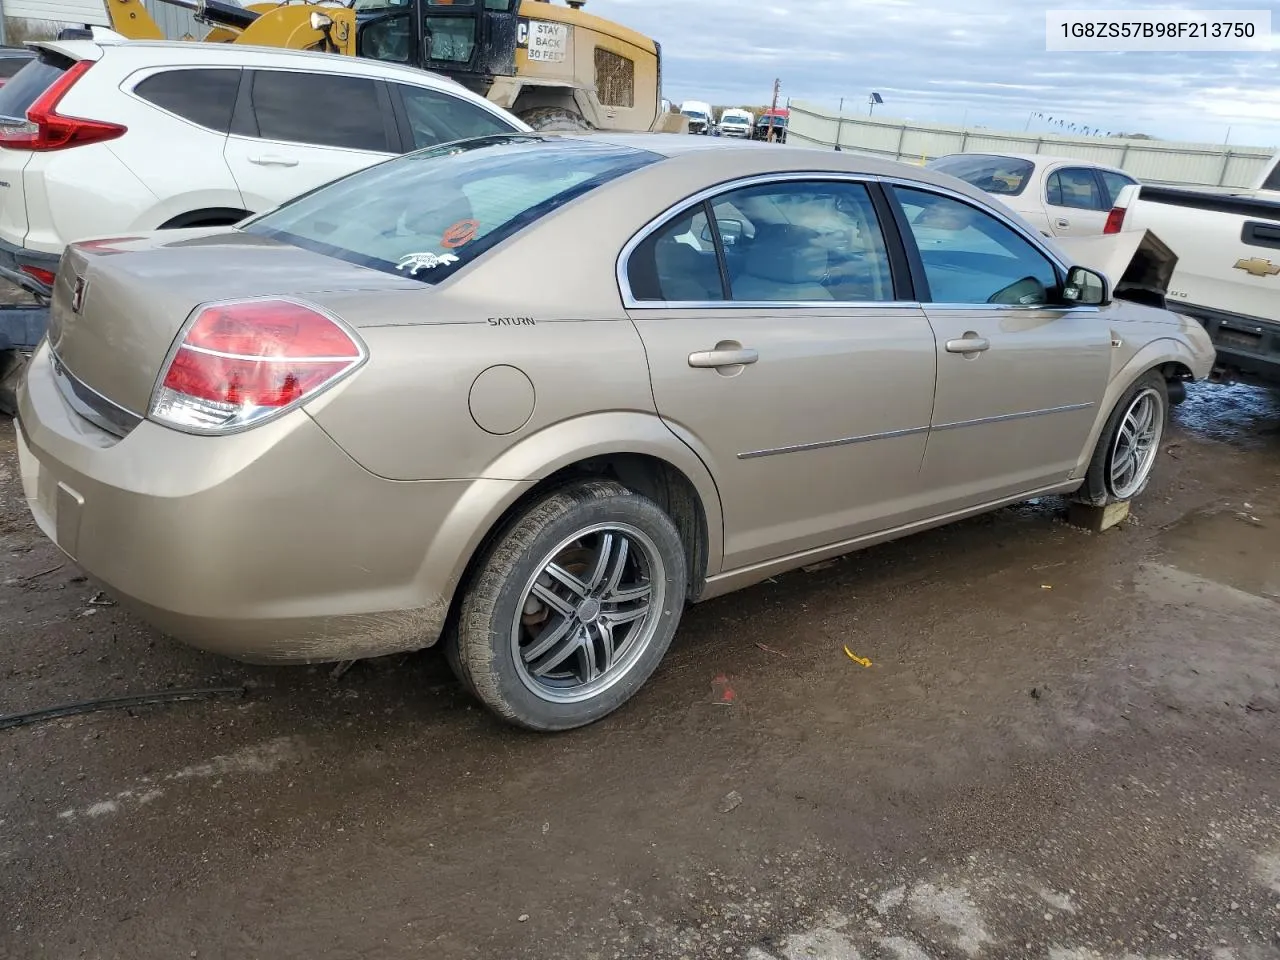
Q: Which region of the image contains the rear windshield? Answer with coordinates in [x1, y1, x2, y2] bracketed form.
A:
[0, 51, 69, 121]
[243, 135, 660, 284]
[0, 54, 33, 80]
[927, 154, 1036, 196]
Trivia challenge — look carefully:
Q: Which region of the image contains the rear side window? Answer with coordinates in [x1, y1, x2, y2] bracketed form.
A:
[134, 68, 240, 133]
[243, 135, 660, 284]
[927, 154, 1035, 197]
[393, 83, 516, 150]
[1046, 168, 1104, 210]
[249, 70, 391, 152]
[1097, 169, 1136, 207]
[0, 52, 69, 120]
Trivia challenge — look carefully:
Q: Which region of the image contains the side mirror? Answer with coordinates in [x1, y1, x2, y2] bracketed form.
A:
[699, 218, 746, 247]
[1063, 265, 1109, 306]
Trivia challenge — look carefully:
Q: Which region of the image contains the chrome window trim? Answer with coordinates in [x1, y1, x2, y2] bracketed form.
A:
[630, 300, 925, 312]
[50, 348, 144, 438]
[617, 171, 1079, 311]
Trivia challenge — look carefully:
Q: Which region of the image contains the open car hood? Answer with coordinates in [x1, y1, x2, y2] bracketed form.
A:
[1055, 229, 1179, 304]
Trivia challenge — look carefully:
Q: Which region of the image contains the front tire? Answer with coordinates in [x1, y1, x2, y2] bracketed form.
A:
[1075, 371, 1168, 506]
[517, 106, 593, 133]
[449, 480, 688, 731]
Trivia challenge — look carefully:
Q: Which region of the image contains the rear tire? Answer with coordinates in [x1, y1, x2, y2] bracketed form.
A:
[1073, 371, 1168, 506]
[518, 106, 593, 133]
[449, 480, 687, 731]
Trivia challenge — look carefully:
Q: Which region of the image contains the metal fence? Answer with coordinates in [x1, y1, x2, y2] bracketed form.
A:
[786, 100, 1276, 190]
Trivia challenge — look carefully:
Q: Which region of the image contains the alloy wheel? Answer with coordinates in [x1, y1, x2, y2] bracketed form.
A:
[510, 523, 666, 704]
[1107, 386, 1164, 500]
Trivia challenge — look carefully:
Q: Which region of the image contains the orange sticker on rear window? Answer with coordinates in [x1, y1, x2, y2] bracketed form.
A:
[441, 219, 480, 249]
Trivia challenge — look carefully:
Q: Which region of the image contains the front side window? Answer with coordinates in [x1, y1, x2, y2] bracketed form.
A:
[628, 180, 895, 303]
[1098, 169, 1137, 207]
[134, 68, 240, 133]
[893, 186, 1060, 305]
[245, 136, 660, 285]
[251, 70, 390, 152]
[926, 154, 1035, 197]
[424, 0, 477, 63]
[1046, 167, 1105, 210]
[361, 12, 412, 63]
[396, 84, 517, 149]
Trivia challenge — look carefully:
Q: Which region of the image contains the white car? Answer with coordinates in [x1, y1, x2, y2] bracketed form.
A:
[927, 153, 1138, 238]
[0, 37, 529, 300]
[718, 108, 752, 138]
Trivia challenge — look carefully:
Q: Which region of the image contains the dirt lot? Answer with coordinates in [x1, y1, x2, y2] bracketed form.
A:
[1, 382, 1278, 960]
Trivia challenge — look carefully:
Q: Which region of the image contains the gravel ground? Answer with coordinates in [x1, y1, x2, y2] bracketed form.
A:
[1, 380, 1278, 960]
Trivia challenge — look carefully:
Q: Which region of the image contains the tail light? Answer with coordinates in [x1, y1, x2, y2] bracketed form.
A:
[0, 60, 126, 151]
[150, 298, 366, 434]
[1103, 206, 1126, 234]
[19, 264, 56, 287]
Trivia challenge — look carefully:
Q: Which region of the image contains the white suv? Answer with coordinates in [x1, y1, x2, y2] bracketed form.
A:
[0, 37, 529, 300]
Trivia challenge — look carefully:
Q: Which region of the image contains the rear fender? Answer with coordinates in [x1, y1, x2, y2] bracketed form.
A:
[425, 411, 726, 604]
[1072, 338, 1203, 476]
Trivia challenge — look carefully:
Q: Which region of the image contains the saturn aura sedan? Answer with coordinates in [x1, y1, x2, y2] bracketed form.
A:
[15, 133, 1214, 731]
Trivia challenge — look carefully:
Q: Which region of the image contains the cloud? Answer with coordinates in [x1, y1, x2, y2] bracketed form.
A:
[586, 0, 1280, 145]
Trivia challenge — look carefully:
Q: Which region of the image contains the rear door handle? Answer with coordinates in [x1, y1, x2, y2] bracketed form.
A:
[688, 347, 759, 368]
[248, 155, 300, 167]
[945, 337, 990, 354]
[1055, 217, 1070, 228]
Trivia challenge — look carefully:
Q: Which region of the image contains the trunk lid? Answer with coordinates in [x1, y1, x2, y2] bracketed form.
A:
[47, 229, 424, 415]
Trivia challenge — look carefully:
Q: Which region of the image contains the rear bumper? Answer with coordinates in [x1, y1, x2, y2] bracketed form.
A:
[1176, 302, 1280, 385]
[15, 343, 528, 664]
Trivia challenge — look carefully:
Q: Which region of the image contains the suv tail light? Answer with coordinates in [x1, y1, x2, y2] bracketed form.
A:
[150, 298, 366, 433]
[1103, 206, 1126, 234]
[0, 60, 126, 151]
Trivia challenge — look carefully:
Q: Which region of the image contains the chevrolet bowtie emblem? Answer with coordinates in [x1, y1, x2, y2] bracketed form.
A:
[1233, 257, 1280, 278]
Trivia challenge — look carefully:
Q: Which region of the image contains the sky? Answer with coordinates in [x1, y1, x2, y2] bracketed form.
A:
[587, 0, 1280, 148]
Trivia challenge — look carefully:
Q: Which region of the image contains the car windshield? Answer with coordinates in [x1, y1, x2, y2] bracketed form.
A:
[927, 155, 1036, 196]
[682, 110, 706, 119]
[242, 135, 661, 284]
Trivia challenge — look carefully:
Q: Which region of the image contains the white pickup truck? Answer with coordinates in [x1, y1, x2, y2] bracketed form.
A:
[1105, 152, 1280, 386]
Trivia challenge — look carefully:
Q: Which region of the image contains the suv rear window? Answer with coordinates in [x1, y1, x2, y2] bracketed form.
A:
[927, 154, 1035, 196]
[0, 54, 33, 80]
[243, 135, 661, 284]
[0, 51, 69, 121]
[134, 68, 240, 133]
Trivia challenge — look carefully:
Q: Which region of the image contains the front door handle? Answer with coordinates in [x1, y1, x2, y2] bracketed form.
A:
[1055, 217, 1070, 228]
[688, 346, 759, 368]
[945, 336, 990, 354]
[248, 155, 300, 167]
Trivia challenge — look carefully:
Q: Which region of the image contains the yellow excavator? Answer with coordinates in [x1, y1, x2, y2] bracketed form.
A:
[83, 0, 685, 132]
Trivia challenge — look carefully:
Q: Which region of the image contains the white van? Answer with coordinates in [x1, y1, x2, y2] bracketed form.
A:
[718, 108, 753, 138]
[680, 99, 713, 135]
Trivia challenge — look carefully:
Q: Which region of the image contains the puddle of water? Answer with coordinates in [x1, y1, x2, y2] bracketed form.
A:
[1173, 382, 1280, 448]
[1159, 508, 1279, 601]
